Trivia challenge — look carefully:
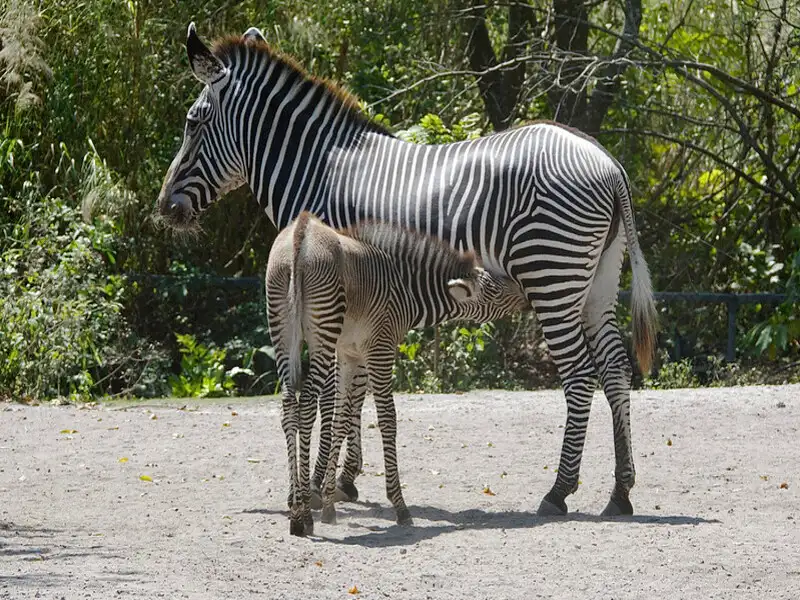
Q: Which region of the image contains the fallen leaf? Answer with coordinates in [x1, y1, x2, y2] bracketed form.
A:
[666, 438, 673, 446]
[348, 586, 360, 595]
[149, 414, 158, 421]
[760, 475, 769, 481]
[483, 486, 496, 496]
[314, 561, 323, 567]
[139, 474, 153, 482]
[500, 471, 508, 479]
[118, 457, 129, 463]
[222, 422, 231, 427]
[231, 411, 238, 417]
[107, 426, 119, 431]
[487, 442, 494, 447]
[780, 482, 789, 490]
[247, 457, 261, 463]
[543, 465, 549, 470]
[59, 429, 77, 434]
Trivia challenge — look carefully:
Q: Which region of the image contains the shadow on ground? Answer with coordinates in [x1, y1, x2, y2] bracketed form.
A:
[244, 503, 720, 548]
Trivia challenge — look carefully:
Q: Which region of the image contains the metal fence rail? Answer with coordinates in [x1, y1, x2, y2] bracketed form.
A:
[129, 274, 790, 362]
[618, 291, 788, 361]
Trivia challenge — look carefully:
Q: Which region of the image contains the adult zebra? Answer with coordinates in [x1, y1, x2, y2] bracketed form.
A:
[158, 24, 658, 517]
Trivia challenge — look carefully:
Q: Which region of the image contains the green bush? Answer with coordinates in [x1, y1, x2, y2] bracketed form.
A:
[0, 184, 134, 400]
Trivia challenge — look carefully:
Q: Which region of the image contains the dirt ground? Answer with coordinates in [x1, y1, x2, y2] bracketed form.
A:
[1, 385, 799, 599]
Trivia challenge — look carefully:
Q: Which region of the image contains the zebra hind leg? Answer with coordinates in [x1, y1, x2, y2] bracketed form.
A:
[335, 361, 368, 503]
[310, 368, 337, 510]
[584, 231, 636, 516]
[534, 313, 598, 516]
[320, 356, 357, 525]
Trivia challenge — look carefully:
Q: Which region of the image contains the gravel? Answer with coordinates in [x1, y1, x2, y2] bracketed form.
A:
[1, 385, 799, 599]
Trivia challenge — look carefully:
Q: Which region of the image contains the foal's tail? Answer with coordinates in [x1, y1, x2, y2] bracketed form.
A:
[616, 173, 658, 374]
[286, 212, 312, 392]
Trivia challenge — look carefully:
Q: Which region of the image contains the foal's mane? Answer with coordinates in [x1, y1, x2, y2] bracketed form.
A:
[340, 219, 476, 276]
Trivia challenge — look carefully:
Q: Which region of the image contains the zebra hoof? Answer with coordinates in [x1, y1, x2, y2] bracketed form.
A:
[289, 517, 306, 537]
[395, 508, 413, 526]
[303, 514, 315, 536]
[321, 505, 337, 525]
[537, 496, 568, 517]
[600, 496, 633, 517]
[335, 481, 359, 503]
[310, 483, 323, 510]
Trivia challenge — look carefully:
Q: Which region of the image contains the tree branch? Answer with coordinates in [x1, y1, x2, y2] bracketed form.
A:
[583, 0, 642, 134]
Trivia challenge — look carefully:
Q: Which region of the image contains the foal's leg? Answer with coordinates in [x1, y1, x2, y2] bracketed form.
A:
[368, 348, 412, 525]
[336, 360, 368, 502]
[321, 356, 357, 525]
[310, 368, 336, 510]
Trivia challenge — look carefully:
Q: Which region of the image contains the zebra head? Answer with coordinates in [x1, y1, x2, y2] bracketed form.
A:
[447, 268, 530, 322]
[157, 23, 248, 230]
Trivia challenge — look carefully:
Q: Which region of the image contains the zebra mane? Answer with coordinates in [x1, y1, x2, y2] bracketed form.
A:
[211, 36, 392, 136]
[340, 219, 476, 276]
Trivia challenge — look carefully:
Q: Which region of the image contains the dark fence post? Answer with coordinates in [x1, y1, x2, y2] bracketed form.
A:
[726, 297, 738, 362]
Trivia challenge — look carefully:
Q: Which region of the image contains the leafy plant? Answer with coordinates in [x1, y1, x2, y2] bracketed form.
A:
[645, 358, 700, 390]
[744, 243, 800, 359]
[168, 333, 249, 398]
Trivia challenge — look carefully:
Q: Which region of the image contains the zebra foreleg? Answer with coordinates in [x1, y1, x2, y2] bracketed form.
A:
[369, 353, 412, 526]
[335, 362, 368, 503]
[535, 316, 598, 516]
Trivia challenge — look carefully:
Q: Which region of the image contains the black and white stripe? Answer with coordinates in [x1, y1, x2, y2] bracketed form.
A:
[158, 25, 658, 519]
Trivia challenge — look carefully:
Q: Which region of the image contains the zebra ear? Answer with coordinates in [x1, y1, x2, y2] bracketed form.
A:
[447, 278, 477, 303]
[186, 22, 227, 85]
[242, 27, 266, 44]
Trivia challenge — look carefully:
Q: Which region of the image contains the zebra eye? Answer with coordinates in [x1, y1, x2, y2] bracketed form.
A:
[186, 118, 201, 134]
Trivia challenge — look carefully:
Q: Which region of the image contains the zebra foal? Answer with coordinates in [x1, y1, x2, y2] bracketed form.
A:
[267, 211, 528, 536]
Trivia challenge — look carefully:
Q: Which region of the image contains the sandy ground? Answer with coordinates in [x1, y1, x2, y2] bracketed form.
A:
[1, 385, 799, 599]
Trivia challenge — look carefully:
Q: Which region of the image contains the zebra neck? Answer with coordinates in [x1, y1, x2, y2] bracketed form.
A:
[238, 63, 390, 230]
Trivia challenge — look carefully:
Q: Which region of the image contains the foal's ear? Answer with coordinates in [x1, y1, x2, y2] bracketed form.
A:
[186, 22, 227, 85]
[242, 27, 266, 44]
[447, 278, 477, 302]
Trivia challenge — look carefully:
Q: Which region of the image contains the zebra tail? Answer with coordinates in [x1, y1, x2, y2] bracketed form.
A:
[617, 174, 658, 375]
[287, 212, 312, 391]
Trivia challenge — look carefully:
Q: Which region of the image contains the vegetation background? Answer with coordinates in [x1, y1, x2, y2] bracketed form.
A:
[1, 0, 798, 401]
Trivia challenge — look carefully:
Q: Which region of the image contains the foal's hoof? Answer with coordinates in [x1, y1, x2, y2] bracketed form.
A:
[335, 481, 359, 503]
[310, 483, 323, 510]
[321, 505, 337, 525]
[600, 496, 633, 517]
[289, 518, 307, 537]
[537, 493, 568, 517]
[396, 507, 413, 526]
[303, 514, 315, 536]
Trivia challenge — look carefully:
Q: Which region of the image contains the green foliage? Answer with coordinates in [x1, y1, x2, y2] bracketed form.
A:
[644, 358, 700, 390]
[168, 333, 245, 398]
[1, 2, 798, 401]
[744, 242, 800, 359]
[0, 177, 137, 400]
